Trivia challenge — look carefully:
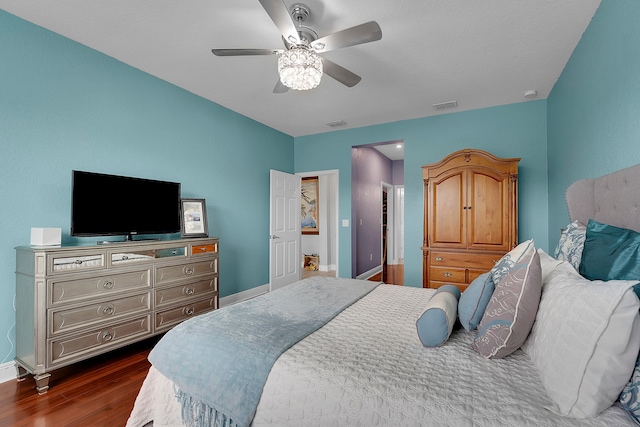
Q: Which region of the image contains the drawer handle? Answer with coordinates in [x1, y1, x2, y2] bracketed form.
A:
[434, 256, 443, 262]
[184, 267, 194, 275]
[184, 307, 195, 316]
[102, 332, 113, 342]
[185, 287, 195, 295]
[102, 306, 115, 316]
[103, 280, 115, 289]
[75, 259, 84, 265]
[197, 246, 207, 252]
[171, 250, 178, 255]
[443, 272, 453, 277]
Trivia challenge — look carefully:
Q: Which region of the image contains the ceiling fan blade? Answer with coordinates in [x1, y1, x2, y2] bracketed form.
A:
[258, 0, 300, 45]
[322, 58, 361, 87]
[273, 79, 289, 93]
[212, 48, 281, 56]
[311, 21, 382, 53]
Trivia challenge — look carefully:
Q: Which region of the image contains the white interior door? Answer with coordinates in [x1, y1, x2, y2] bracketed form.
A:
[270, 170, 301, 291]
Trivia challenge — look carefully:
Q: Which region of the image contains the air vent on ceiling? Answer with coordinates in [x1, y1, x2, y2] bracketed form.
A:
[326, 120, 347, 128]
[432, 101, 458, 111]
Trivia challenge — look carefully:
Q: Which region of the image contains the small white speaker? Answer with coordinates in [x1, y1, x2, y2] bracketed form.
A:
[30, 228, 62, 246]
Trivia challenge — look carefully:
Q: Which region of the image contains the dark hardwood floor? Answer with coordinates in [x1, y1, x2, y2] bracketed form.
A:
[368, 263, 404, 286]
[0, 337, 158, 427]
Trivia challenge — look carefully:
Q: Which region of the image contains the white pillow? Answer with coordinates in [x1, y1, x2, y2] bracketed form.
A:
[536, 248, 562, 284]
[521, 261, 640, 418]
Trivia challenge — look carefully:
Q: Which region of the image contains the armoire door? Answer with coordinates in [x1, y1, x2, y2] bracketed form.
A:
[428, 169, 466, 249]
[466, 167, 512, 252]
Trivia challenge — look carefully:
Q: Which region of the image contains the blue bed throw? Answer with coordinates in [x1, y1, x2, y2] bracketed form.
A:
[148, 277, 379, 427]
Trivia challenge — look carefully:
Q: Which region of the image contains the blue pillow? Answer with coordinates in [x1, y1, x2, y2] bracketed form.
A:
[416, 285, 461, 347]
[458, 272, 494, 331]
[579, 219, 640, 299]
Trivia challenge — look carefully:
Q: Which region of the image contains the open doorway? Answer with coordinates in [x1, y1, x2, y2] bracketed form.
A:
[351, 141, 404, 285]
[297, 170, 339, 279]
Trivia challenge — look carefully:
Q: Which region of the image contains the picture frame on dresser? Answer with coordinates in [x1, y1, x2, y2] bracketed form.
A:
[180, 198, 208, 238]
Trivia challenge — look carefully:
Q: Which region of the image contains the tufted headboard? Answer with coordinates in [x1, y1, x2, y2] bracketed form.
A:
[566, 163, 640, 233]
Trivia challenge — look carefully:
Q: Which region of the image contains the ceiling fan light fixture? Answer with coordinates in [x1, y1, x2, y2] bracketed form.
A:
[278, 47, 323, 90]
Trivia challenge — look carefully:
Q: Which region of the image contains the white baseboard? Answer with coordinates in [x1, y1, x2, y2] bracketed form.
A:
[220, 284, 269, 307]
[318, 264, 337, 272]
[0, 361, 16, 384]
[356, 265, 382, 280]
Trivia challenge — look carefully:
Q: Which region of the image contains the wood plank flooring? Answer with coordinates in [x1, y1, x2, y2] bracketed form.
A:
[0, 337, 158, 427]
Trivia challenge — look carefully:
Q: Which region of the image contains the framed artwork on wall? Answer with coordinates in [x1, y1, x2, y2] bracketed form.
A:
[301, 177, 319, 235]
[180, 198, 209, 238]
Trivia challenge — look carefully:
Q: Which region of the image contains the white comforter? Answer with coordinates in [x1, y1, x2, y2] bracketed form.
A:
[127, 284, 634, 427]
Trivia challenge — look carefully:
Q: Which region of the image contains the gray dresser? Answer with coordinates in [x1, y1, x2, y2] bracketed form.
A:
[15, 237, 219, 394]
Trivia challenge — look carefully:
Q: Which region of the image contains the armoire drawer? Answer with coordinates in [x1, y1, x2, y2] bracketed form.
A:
[155, 259, 217, 286]
[48, 291, 151, 336]
[48, 269, 152, 307]
[429, 281, 469, 292]
[429, 266, 466, 284]
[155, 276, 218, 309]
[430, 251, 501, 270]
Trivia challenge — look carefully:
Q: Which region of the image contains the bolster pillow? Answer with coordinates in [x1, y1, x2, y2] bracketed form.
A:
[416, 285, 461, 347]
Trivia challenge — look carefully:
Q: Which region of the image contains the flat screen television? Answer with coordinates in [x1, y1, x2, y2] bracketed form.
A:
[71, 170, 181, 241]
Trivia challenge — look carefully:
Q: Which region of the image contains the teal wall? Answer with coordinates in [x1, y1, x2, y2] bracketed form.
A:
[547, 0, 640, 245]
[295, 100, 549, 287]
[0, 11, 293, 364]
[3, 0, 637, 370]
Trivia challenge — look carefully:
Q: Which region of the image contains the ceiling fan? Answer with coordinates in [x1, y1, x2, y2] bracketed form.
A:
[212, 0, 382, 93]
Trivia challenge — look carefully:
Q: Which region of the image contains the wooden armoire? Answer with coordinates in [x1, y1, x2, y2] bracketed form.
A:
[422, 149, 520, 290]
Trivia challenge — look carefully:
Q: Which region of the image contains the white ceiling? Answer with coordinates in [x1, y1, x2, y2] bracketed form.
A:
[1, 0, 601, 139]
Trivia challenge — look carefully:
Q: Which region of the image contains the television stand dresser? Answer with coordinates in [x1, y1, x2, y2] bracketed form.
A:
[15, 237, 219, 394]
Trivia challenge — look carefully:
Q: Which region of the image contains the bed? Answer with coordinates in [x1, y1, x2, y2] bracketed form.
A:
[127, 165, 640, 427]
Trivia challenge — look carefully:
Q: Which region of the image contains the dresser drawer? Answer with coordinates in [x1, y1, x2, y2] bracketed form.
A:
[48, 292, 151, 337]
[48, 251, 106, 275]
[48, 269, 151, 307]
[155, 276, 218, 309]
[155, 259, 217, 286]
[48, 315, 151, 367]
[154, 295, 218, 333]
[190, 242, 218, 256]
[430, 251, 501, 270]
[429, 266, 466, 283]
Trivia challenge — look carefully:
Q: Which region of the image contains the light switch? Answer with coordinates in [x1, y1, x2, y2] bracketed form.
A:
[342, 219, 349, 227]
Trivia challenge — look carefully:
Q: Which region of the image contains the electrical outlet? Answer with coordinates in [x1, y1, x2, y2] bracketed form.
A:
[370, 254, 373, 261]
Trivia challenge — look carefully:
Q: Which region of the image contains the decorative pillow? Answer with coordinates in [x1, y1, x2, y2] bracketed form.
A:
[458, 272, 494, 331]
[521, 261, 640, 418]
[537, 248, 562, 285]
[416, 285, 461, 347]
[554, 220, 586, 271]
[620, 354, 640, 425]
[491, 239, 535, 285]
[472, 241, 542, 359]
[579, 219, 640, 299]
